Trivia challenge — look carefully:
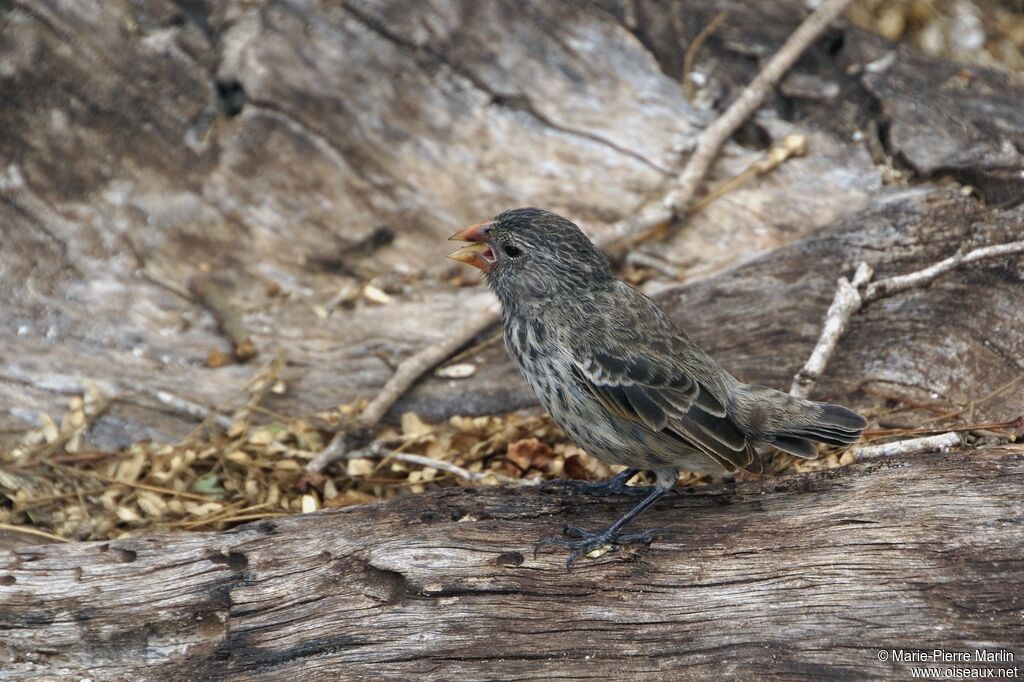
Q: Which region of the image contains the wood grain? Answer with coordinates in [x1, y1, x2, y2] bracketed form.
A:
[2, 446, 1021, 679]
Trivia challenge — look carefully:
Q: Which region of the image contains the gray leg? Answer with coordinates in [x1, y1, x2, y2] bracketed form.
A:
[535, 470, 675, 569]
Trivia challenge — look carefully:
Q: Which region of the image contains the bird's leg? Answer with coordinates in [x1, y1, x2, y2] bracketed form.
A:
[541, 468, 651, 497]
[535, 475, 673, 570]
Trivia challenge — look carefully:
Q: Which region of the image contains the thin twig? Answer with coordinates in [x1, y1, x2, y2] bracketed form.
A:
[47, 463, 216, 502]
[682, 10, 729, 101]
[846, 432, 962, 461]
[384, 452, 532, 486]
[0, 522, 71, 543]
[305, 431, 356, 474]
[152, 390, 233, 430]
[176, 502, 271, 529]
[790, 263, 873, 398]
[865, 240, 1024, 301]
[441, 329, 504, 368]
[188, 275, 258, 362]
[921, 374, 1024, 427]
[315, 439, 531, 486]
[307, 3, 850, 474]
[863, 416, 1023, 440]
[688, 134, 808, 214]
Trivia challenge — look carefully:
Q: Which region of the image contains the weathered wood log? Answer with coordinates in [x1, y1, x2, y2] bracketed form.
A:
[2, 445, 1022, 679]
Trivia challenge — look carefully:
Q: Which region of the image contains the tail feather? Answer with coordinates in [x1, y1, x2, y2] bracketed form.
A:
[736, 385, 867, 457]
[817, 404, 868, 432]
[774, 402, 867, 452]
[771, 436, 819, 459]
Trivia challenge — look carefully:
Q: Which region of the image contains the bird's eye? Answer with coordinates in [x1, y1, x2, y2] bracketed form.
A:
[502, 243, 523, 258]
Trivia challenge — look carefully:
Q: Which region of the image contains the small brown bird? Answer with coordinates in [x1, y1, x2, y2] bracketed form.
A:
[449, 208, 866, 567]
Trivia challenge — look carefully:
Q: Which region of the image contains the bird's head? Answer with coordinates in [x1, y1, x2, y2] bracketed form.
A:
[448, 207, 613, 304]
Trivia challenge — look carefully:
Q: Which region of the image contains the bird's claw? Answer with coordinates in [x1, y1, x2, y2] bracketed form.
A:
[534, 524, 667, 570]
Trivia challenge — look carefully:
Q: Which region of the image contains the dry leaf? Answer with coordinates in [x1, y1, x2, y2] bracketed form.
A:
[206, 349, 230, 368]
[505, 438, 555, 475]
[362, 284, 392, 304]
[400, 412, 432, 438]
[435, 363, 476, 379]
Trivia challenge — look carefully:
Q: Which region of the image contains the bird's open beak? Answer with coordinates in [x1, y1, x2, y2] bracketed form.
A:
[447, 221, 496, 272]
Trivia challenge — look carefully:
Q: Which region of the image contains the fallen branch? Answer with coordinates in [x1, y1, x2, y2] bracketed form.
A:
[864, 240, 1024, 300]
[846, 432, 961, 461]
[790, 263, 873, 398]
[791, 239, 1024, 399]
[152, 390, 233, 430]
[307, 2, 851, 473]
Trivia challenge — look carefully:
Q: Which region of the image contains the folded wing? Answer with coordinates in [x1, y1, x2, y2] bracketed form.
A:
[570, 341, 760, 474]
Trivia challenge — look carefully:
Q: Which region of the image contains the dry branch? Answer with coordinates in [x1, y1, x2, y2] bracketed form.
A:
[790, 262, 873, 398]
[357, 303, 501, 429]
[791, 239, 1024, 399]
[864, 240, 1024, 300]
[603, 0, 855, 249]
[846, 431, 961, 460]
[188, 275, 258, 363]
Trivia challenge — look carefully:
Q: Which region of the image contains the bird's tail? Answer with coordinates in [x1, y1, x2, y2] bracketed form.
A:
[734, 384, 868, 459]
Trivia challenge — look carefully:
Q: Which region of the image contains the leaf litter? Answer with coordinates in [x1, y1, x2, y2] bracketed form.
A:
[0, 372, 855, 543]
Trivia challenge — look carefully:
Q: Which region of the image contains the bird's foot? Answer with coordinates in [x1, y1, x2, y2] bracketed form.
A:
[534, 524, 666, 570]
[541, 475, 650, 498]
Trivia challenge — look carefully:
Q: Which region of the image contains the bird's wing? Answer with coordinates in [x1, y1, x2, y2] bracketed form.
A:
[568, 291, 760, 473]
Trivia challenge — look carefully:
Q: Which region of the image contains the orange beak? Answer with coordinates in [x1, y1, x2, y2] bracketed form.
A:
[447, 221, 495, 272]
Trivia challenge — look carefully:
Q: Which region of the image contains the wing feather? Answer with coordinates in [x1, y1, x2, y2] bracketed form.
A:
[571, 343, 758, 473]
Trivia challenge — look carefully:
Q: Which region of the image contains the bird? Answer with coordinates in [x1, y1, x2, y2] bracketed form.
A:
[448, 207, 867, 568]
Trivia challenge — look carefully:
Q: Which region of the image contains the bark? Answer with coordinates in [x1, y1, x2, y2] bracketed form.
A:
[2, 446, 1021, 680]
